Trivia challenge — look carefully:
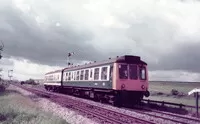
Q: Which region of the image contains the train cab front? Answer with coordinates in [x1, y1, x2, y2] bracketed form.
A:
[116, 64, 149, 90]
[112, 56, 150, 105]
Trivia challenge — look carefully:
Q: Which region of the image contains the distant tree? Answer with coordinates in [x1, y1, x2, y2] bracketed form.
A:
[0, 68, 2, 81]
[0, 41, 3, 82]
[25, 78, 36, 85]
[0, 41, 4, 59]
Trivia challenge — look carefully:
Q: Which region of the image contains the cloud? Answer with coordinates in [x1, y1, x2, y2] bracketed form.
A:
[1, 0, 200, 80]
[149, 70, 200, 82]
[1, 0, 108, 66]
[0, 58, 14, 66]
[0, 57, 62, 80]
[154, 41, 200, 73]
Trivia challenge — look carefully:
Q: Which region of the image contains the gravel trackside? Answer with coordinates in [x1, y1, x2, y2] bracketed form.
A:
[9, 85, 98, 124]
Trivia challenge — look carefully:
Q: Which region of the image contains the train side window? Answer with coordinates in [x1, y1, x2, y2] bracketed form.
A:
[73, 71, 76, 80]
[140, 66, 146, 80]
[94, 68, 99, 80]
[76, 71, 80, 80]
[65, 73, 68, 81]
[129, 65, 138, 79]
[110, 66, 113, 80]
[80, 70, 84, 80]
[72, 71, 74, 81]
[68, 72, 71, 81]
[101, 67, 108, 80]
[119, 64, 128, 79]
[85, 70, 89, 80]
[74, 71, 76, 80]
[90, 69, 93, 78]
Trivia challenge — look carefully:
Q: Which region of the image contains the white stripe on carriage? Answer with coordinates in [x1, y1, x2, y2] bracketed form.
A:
[43, 83, 61, 86]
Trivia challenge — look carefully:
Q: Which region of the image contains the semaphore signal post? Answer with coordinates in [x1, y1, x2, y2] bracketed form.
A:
[67, 52, 75, 67]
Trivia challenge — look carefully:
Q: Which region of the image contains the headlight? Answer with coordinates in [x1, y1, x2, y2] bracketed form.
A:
[141, 85, 145, 89]
[121, 84, 125, 90]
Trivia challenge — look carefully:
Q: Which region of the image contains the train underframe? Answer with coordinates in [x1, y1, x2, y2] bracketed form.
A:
[44, 85, 150, 107]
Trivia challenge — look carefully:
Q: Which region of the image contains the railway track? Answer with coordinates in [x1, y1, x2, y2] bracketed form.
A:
[16, 84, 154, 124]
[145, 108, 200, 123]
[52, 97, 153, 124]
[14, 84, 200, 124]
[125, 107, 200, 124]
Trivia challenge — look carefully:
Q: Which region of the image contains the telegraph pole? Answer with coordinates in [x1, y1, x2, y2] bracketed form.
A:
[8, 70, 13, 81]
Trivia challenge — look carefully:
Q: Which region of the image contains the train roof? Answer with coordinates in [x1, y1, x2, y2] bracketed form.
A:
[45, 69, 62, 75]
[63, 55, 147, 72]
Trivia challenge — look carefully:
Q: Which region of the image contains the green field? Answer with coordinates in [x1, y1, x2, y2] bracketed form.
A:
[149, 81, 200, 94]
[0, 89, 68, 124]
[146, 81, 200, 106]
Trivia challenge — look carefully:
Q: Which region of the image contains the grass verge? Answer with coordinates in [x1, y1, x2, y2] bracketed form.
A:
[0, 89, 68, 124]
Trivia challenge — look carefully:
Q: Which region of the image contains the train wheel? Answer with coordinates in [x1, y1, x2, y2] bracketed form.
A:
[112, 95, 122, 107]
[94, 93, 99, 102]
[46, 86, 50, 91]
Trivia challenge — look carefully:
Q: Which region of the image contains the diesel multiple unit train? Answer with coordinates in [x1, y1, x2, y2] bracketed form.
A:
[44, 55, 150, 106]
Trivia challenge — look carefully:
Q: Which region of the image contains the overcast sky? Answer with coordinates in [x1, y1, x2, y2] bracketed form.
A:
[1, 0, 200, 81]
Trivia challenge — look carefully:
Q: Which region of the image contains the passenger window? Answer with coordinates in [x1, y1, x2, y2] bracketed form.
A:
[71, 72, 74, 80]
[101, 67, 108, 80]
[80, 70, 84, 80]
[85, 70, 89, 80]
[76, 71, 79, 80]
[90, 69, 93, 78]
[68, 72, 71, 80]
[94, 68, 99, 80]
[129, 65, 138, 79]
[140, 66, 146, 80]
[73, 71, 76, 80]
[119, 64, 128, 79]
[110, 66, 113, 80]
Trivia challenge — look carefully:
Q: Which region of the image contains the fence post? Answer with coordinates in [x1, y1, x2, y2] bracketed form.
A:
[162, 101, 164, 106]
[180, 104, 182, 109]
